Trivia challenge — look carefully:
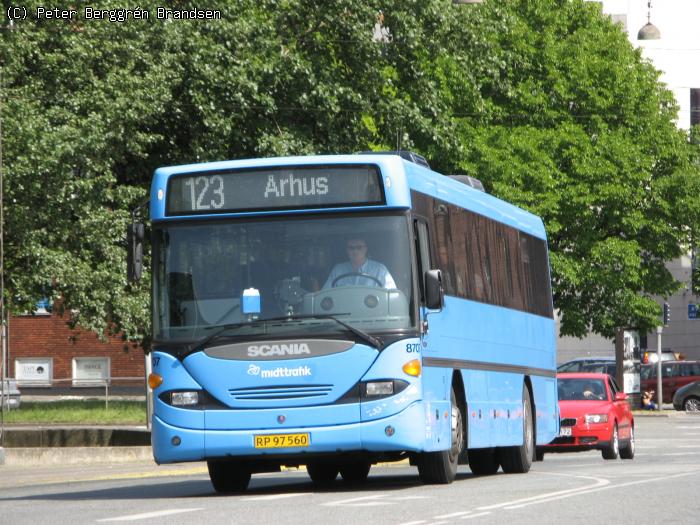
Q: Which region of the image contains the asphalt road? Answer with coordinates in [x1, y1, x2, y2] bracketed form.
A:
[1, 413, 699, 525]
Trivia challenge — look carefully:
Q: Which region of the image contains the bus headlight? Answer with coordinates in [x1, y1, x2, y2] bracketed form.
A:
[171, 391, 200, 406]
[366, 381, 394, 396]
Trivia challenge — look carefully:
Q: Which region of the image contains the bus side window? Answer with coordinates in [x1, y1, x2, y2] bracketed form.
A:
[414, 219, 431, 302]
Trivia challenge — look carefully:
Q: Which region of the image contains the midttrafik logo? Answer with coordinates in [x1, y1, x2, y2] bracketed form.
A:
[247, 364, 312, 378]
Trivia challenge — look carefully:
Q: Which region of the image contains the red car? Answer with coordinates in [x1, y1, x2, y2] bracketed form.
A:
[538, 373, 635, 460]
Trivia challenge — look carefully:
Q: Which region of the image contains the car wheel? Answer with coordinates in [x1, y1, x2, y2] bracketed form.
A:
[535, 449, 545, 462]
[602, 423, 619, 460]
[683, 396, 700, 412]
[619, 425, 635, 460]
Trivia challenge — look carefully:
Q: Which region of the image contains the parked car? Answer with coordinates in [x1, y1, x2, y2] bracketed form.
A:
[0, 378, 21, 409]
[538, 372, 634, 460]
[580, 362, 617, 377]
[672, 379, 700, 412]
[557, 357, 614, 373]
[640, 361, 700, 403]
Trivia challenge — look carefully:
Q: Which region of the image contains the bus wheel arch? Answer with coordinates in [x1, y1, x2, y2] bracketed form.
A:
[498, 380, 535, 474]
[452, 371, 469, 464]
[416, 380, 462, 484]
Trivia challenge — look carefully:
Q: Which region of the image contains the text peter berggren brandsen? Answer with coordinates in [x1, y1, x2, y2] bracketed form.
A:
[34, 6, 222, 22]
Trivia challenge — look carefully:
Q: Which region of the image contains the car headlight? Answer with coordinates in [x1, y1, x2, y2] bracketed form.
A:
[584, 413, 608, 424]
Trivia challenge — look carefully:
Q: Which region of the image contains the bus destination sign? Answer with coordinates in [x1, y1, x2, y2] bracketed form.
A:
[166, 165, 385, 215]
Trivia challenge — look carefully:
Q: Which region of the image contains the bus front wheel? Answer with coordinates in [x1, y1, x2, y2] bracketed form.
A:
[417, 387, 463, 484]
[207, 460, 251, 493]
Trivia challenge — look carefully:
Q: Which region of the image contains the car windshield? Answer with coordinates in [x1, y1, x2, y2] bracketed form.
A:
[153, 213, 415, 342]
[557, 378, 608, 401]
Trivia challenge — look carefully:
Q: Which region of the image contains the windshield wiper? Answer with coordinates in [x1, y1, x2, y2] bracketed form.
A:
[179, 321, 261, 359]
[260, 314, 383, 349]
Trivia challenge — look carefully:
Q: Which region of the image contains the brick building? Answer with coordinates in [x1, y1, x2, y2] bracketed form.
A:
[8, 306, 146, 395]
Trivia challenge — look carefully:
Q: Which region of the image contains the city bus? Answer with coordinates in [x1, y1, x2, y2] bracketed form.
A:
[129, 152, 558, 492]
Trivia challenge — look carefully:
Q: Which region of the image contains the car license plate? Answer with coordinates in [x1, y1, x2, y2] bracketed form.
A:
[254, 433, 310, 449]
[560, 426, 572, 437]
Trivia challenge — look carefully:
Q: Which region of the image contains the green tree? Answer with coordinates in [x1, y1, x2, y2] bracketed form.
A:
[2, 0, 699, 345]
[380, 0, 700, 338]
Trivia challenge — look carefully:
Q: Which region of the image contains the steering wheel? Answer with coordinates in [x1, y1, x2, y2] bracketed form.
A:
[331, 272, 383, 288]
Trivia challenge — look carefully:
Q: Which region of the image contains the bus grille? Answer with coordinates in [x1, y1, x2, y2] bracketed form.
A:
[228, 384, 333, 401]
[560, 418, 577, 427]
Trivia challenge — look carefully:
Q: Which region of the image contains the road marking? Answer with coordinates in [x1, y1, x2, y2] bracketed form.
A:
[324, 495, 393, 507]
[433, 511, 473, 519]
[240, 493, 312, 501]
[326, 494, 430, 507]
[502, 469, 700, 509]
[460, 512, 491, 519]
[97, 508, 202, 522]
[476, 472, 610, 511]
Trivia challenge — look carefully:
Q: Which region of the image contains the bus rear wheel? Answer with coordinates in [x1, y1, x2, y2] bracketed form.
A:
[467, 447, 499, 475]
[306, 462, 339, 485]
[207, 460, 251, 493]
[417, 387, 463, 484]
[339, 462, 371, 483]
[499, 384, 534, 474]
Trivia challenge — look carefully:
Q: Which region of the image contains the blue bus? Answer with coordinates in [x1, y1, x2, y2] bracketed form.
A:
[130, 152, 558, 492]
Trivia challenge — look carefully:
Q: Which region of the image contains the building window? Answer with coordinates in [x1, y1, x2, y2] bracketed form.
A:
[15, 358, 53, 386]
[691, 89, 700, 127]
[72, 357, 110, 387]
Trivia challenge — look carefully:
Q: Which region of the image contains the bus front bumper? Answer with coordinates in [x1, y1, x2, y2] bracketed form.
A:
[152, 401, 433, 464]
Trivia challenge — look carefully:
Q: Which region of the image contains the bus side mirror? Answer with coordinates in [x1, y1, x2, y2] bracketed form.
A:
[424, 269, 444, 310]
[127, 222, 145, 282]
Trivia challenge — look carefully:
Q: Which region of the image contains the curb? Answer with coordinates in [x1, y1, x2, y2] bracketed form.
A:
[3, 427, 150, 448]
[2, 446, 153, 466]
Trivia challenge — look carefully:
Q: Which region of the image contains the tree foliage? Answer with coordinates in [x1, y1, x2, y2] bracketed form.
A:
[2, 0, 698, 343]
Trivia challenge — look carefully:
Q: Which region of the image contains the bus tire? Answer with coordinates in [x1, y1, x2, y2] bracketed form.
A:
[417, 387, 462, 484]
[467, 447, 499, 475]
[306, 462, 339, 485]
[499, 384, 534, 474]
[339, 462, 371, 483]
[207, 460, 251, 493]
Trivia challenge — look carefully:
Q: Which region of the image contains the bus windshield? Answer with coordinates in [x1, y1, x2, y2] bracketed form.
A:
[153, 213, 415, 342]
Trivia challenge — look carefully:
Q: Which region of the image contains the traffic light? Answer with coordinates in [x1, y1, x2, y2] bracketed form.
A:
[663, 302, 670, 326]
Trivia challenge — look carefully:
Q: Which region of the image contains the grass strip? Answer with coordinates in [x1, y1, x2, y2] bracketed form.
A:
[3, 400, 147, 425]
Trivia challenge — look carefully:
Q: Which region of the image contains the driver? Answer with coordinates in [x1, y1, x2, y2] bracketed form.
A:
[582, 382, 601, 400]
[323, 237, 397, 289]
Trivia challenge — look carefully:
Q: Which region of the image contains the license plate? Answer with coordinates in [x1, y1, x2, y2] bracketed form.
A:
[254, 433, 310, 449]
[560, 426, 572, 437]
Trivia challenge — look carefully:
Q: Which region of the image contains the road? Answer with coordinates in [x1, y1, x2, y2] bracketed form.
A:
[1, 414, 699, 524]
